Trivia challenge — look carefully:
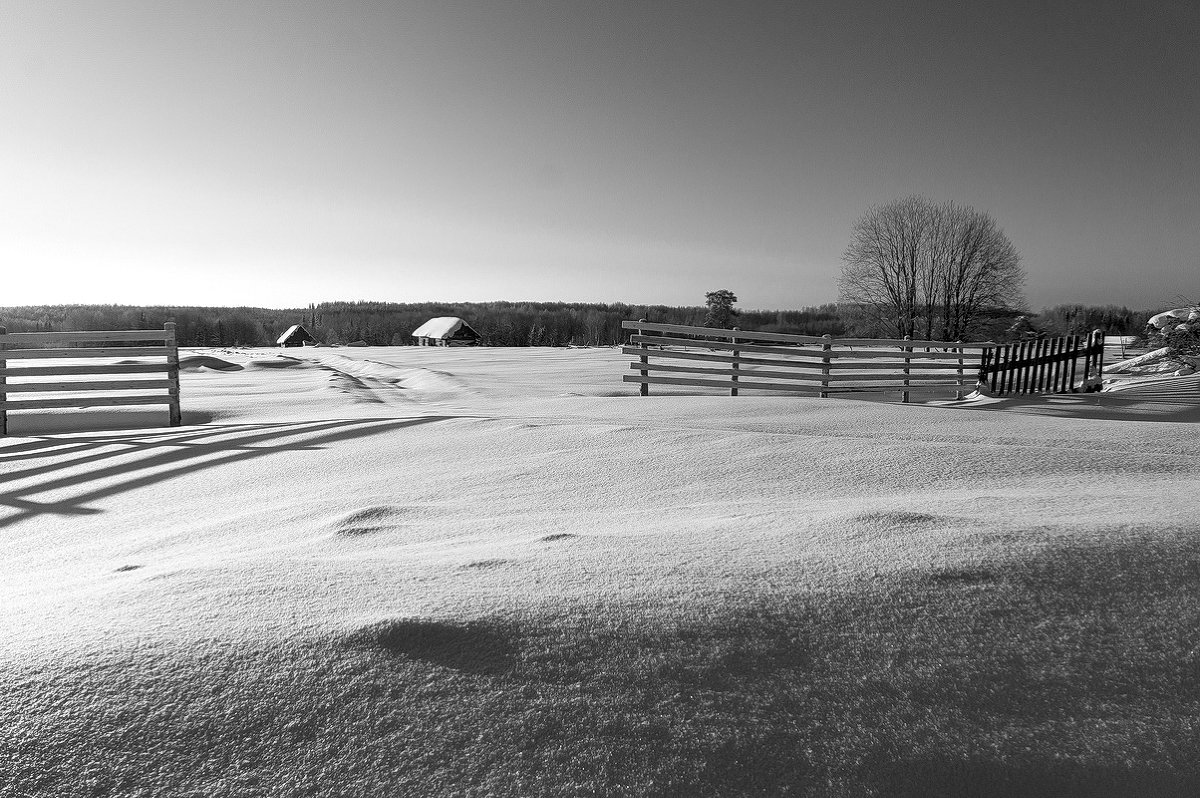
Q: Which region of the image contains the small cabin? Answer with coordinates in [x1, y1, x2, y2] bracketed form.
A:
[277, 324, 316, 347]
[412, 317, 481, 347]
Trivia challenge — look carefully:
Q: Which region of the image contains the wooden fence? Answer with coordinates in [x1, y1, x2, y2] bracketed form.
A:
[978, 330, 1105, 395]
[0, 324, 181, 435]
[621, 320, 994, 401]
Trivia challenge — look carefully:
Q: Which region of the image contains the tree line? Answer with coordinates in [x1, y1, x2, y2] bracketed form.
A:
[303, 300, 849, 346]
[0, 299, 1153, 347]
[0, 300, 843, 347]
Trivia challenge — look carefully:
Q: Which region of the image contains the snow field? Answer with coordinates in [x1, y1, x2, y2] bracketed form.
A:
[2, 346, 1198, 795]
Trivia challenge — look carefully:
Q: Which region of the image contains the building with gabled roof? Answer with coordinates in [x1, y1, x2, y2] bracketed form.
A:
[277, 324, 316, 347]
[412, 317, 480, 347]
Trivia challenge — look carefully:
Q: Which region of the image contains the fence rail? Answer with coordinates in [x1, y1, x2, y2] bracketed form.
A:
[0, 324, 181, 434]
[621, 320, 995, 402]
[978, 330, 1105, 395]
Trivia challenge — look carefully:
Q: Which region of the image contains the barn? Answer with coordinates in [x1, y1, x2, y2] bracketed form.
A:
[412, 317, 481, 347]
[277, 324, 316, 347]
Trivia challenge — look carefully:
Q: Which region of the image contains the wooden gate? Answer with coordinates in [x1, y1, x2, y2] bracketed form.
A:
[978, 330, 1104, 395]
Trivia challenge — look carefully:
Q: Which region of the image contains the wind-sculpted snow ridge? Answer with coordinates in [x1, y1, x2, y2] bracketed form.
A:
[292, 352, 476, 407]
[178, 355, 243, 371]
[245, 355, 307, 369]
[1103, 372, 1200, 399]
[952, 388, 1200, 423]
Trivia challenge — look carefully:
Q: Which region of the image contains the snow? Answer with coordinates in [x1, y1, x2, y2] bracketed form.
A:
[2, 345, 1198, 660]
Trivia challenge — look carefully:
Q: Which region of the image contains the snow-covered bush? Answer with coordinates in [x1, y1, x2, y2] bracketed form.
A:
[1146, 305, 1200, 371]
[1108, 305, 1200, 376]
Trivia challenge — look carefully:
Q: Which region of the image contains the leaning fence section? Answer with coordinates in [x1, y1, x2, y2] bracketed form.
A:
[621, 320, 993, 402]
[978, 330, 1105, 395]
[0, 324, 181, 435]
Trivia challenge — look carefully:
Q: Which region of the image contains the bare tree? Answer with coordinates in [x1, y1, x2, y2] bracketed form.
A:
[839, 196, 1025, 341]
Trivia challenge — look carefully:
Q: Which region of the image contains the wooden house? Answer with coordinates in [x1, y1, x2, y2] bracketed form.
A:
[412, 317, 481, 347]
[277, 324, 316, 347]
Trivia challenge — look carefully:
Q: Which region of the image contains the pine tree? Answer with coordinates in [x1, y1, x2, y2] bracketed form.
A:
[703, 290, 739, 329]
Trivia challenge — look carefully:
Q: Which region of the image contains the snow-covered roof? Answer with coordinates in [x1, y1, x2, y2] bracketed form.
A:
[412, 317, 477, 339]
[276, 324, 311, 344]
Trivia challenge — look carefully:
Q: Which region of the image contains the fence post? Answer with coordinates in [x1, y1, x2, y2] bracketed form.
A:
[1031, 339, 1042, 393]
[1034, 338, 1045, 393]
[988, 346, 1000, 394]
[1049, 337, 1061, 392]
[1067, 336, 1079, 392]
[1028, 340, 1040, 394]
[1051, 333, 1060, 391]
[955, 341, 965, 399]
[995, 344, 1006, 395]
[999, 344, 1009, 394]
[1018, 342, 1029, 393]
[1081, 332, 1095, 393]
[165, 322, 182, 426]
[1027, 338, 1036, 391]
[902, 335, 911, 403]
[1013, 340, 1026, 394]
[1043, 337, 1053, 392]
[637, 318, 649, 396]
[1091, 329, 1106, 392]
[1065, 338, 1075, 393]
[1042, 338, 1054, 392]
[730, 327, 740, 397]
[1031, 338, 1043, 393]
[979, 346, 991, 394]
[0, 325, 6, 436]
[820, 334, 832, 398]
[1055, 337, 1068, 392]
[1067, 335, 1080, 392]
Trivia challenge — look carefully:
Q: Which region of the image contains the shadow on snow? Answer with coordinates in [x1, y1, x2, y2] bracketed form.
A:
[0, 417, 457, 528]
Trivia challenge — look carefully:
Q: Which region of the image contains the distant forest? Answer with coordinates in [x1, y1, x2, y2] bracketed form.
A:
[0, 300, 1156, 347]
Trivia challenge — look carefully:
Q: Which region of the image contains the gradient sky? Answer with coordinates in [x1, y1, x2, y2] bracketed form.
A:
[2, 1, 1196, 311]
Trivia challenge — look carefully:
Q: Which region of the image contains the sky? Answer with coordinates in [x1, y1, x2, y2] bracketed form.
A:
[1, 1, 1196, 311]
